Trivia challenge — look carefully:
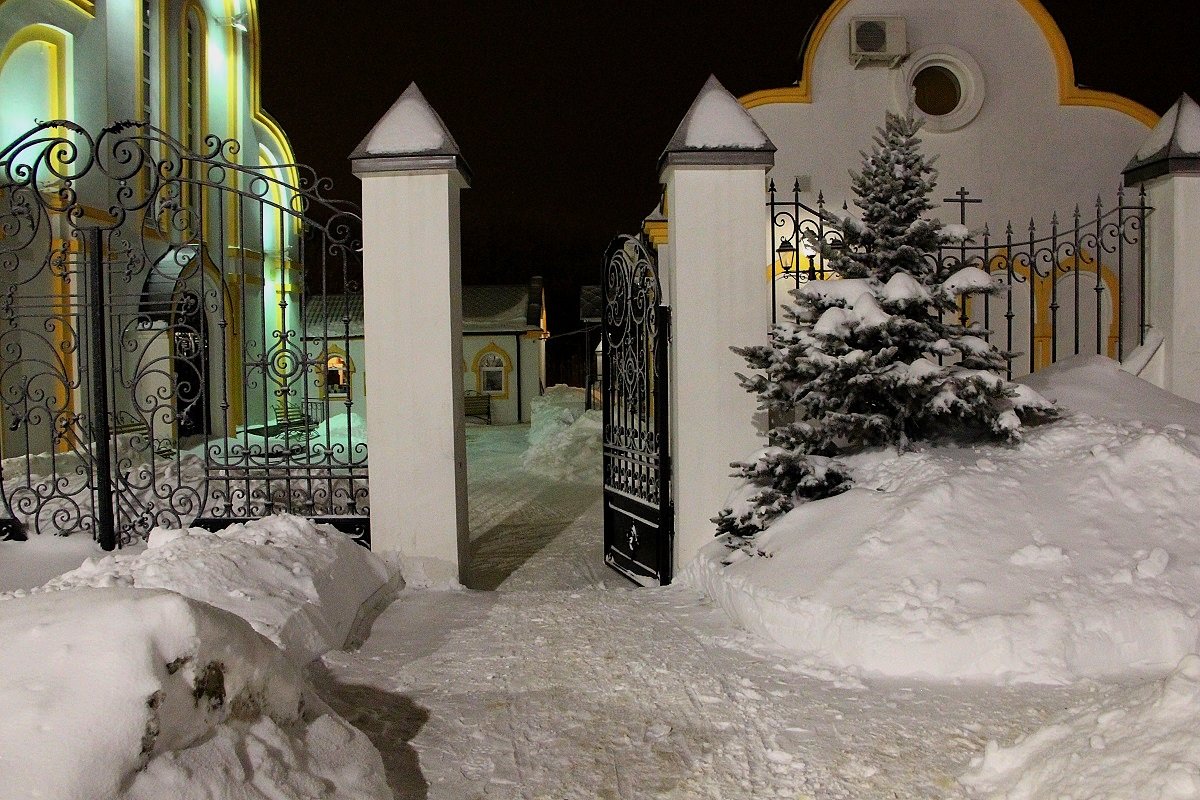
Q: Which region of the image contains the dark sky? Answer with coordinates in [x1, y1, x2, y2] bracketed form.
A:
[259, 1, 1199, 380]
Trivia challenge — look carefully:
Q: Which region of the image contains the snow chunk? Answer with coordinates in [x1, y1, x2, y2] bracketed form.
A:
[851, 292, 891, 329]
[354, 82, 459, 156]
[939, 223, 971, 243]
[942, 266, 995, 295]
[813, 306, 853, 337]
[960, 655, 1200, 798]
[798, 277, 876, 306]
[524, 387, 601, 482]
[0, 588, 390, 800]
[1135, 94, 1200, 162]
[881, 272, 931, 304]
[24, 514, 390, 665]
[675, 75, 772, 150]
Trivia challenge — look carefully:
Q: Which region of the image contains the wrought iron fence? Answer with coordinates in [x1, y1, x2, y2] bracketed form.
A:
[1, 120, 369, 548]
[767, 180, 1151, 378]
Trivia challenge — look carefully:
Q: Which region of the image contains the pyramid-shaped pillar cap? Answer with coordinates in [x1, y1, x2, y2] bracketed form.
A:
[351, 82, 472, 183]
[1124, 93, 1200, 185]
[659, 75, 776, 174]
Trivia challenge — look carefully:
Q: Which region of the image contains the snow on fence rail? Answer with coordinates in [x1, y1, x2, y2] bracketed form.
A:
[767, 180, 1150, 379]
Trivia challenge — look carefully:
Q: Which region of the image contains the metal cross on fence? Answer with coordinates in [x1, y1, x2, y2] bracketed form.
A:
[943, 187, 983, 226]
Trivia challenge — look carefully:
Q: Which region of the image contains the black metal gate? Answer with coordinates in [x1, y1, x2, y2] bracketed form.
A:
[1, 121, 368, 548]
[602, 235, 672, 586]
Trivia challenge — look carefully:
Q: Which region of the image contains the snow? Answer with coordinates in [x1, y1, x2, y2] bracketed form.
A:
[13, 514, 390, 665]
[685, 355, 1200, 685]
[1178, 93, 1200, 154]
[882, 272, 932, 304]
[522, 385, 601, 482]
[678, 75, 772, 149]
[1134, 94, 1200, 161]
[357, 82, 455, 156]
[0, 533, 115, 593]
[798, 276, 877, 306]
[1136, 98, 1181, 160]
[940, 223, 971, 242]
[0, 588, 390, 800]
[960, 654, 1200, 799]
[5, 364, 1200, 798]
[942, 265, 996, 295]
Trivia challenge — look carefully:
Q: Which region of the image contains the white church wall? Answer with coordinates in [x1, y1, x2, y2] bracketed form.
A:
[746, 0, 1152, 235]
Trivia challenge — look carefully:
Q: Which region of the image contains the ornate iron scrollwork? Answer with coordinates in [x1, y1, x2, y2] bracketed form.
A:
[1, 120, 369, 546]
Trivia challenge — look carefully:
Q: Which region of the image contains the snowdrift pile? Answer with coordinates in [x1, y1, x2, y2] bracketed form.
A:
[0, 515, 393, 800]
[960, 654, 1200, 799]
[0, 589, 390, 800]
[685, 356, 1200, 685]
[15, 514, 390, 664]
[524, 384, 602, 481]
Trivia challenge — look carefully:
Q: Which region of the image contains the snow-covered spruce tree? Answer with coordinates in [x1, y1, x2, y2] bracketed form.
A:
[715, 113, 1056, 539]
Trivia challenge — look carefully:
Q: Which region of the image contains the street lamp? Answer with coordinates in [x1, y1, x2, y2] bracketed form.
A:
[776, 237, 797, 274]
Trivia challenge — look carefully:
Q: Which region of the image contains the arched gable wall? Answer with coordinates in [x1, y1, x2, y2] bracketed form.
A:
[741, 0, 1157, 230]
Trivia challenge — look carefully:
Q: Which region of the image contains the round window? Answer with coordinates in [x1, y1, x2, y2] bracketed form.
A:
[892, 46, 986, 133]
[912, 65, 961, 117]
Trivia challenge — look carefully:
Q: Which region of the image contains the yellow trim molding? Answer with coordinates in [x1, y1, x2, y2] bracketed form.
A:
[245, 1, 300, 187]
[643, 219, 668, 248]
[739, 0, 1158, 128]
[0, 0, 96, 16]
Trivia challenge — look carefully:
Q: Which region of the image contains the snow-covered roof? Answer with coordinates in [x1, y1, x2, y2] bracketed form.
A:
[303, 294, 364, 338]
[350, 83, 472, 182]
[463, 281, 545, 333]
[1123, 93, 1200, 184]
[659, 75, 775, 172]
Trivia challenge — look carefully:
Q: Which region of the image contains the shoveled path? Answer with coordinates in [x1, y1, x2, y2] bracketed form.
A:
[312, 425, 1090, 799]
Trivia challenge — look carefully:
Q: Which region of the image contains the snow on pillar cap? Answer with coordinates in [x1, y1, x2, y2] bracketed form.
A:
[1123, 93, 1200, 185]
[350, 82, 472, 184]
[659, 75, 776, 174]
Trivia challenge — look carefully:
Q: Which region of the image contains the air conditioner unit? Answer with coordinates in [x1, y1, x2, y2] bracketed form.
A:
[849, 17, 907, 68]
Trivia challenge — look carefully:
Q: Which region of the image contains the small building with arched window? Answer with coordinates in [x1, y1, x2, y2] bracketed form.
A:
[462, 278, 548, 425]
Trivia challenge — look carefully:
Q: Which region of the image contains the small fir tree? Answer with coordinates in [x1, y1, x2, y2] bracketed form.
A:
[715, 113, 1056, 538]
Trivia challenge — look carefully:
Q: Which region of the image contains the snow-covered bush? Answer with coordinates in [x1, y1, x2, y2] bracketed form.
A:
[716, 113, 1055, 537]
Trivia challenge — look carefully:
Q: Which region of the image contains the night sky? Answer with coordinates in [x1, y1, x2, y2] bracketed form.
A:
[259, 2, 1199, 382]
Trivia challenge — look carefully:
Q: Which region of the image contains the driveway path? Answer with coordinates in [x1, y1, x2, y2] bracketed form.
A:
[314, 428, 1088, 799]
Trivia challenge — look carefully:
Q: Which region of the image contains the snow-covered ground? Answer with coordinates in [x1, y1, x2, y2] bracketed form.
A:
[687, 356, 1200, 685]
[4, 361, 1199, 798]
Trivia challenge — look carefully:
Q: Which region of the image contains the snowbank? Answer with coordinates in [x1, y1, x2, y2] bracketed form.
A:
[524, 385, 601, 481]
[684, 356, 1200, 684]
[960, 654, 1200, 799]
[0, 588, 389, 800]
[15, 514, 390, 665]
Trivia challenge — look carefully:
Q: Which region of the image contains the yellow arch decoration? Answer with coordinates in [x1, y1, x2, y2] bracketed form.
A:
[973, 249, 1121, 370]
[739, 0, 1158, 128]
[0, 23, 71, 123]
[245, 0, 300, 188]
[472, 342, 513, 399]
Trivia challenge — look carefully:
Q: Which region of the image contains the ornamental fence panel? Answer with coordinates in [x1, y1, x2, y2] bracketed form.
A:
[767, 180, 1150, 379]
[0, 120, 369, 549]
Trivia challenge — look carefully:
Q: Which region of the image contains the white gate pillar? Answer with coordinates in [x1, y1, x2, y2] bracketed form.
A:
[659, 76, 776, 571]
[351, 83, 470, 585]
[1123, 93, 1200, 401]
